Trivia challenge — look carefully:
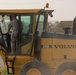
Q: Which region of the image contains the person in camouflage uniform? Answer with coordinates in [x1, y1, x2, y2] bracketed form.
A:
[8, 15, 19, 54]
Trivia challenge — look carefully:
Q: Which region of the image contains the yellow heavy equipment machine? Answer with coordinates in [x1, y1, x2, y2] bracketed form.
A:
[0, 4, 76, 75]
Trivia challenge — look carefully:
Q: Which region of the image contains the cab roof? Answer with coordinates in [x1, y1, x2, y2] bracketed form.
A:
[0, 9, 41, 14]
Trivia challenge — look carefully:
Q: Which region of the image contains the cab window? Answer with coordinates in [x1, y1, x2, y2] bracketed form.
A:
[20, 15, 32, 46]
[37, 15, 44, 36]
[21, 16, 32, 33]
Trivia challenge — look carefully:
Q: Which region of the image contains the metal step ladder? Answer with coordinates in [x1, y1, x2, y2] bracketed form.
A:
[5, 56, 16, 75]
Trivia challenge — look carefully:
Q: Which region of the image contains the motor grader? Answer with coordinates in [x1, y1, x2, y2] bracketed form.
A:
[0, 4, 76, 75]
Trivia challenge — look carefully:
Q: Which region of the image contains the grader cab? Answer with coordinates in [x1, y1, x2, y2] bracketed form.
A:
[0, 8, 54, 75]
[0, 5, 76, 75]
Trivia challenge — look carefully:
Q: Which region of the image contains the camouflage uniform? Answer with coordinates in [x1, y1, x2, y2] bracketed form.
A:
[8, 19, 19, 53]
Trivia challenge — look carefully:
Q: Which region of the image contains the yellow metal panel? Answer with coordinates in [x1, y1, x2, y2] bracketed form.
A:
[7, 56, 34, 65]
[41, 38, 76, 60]
[0, 9, 41, 13]
[41, 38, 53, 61]
[53, 39, 76, 59]
[41, 38, 52, 45]
[7, 56, 34, 75]
[21, 43, 32, 54]
[41, 49, 53, 60]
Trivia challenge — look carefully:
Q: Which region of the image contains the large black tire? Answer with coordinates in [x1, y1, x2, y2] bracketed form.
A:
[55, 62, 76, 75]
[20, 60, 51, 75]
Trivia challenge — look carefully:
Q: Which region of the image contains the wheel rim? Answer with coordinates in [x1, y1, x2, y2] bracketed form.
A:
[62, 69, 76, 75]
[26, 68, 41, 75]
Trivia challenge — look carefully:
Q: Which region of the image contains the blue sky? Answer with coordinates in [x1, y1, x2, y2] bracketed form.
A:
[0, 0, 76, 21]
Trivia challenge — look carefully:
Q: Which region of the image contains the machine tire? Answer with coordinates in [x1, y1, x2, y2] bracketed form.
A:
[20, 60, 51, 75]
[55, 62, 76, 75]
